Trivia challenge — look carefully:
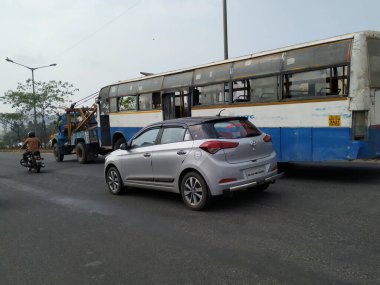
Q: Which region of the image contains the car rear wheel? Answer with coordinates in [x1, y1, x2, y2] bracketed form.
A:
[180, 172, 211, 211]
[106, 166, 125, 195]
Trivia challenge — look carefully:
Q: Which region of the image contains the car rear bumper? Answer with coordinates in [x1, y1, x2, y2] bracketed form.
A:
[224, 172, 285, 193]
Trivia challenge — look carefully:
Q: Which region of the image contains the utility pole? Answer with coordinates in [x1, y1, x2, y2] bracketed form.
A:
[223, 0, 229, 60]
[223, 0, 233, 104]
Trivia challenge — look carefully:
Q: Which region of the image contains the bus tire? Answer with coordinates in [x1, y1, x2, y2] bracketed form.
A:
[53, 144, 64, 162]
[76, 142, 87, 164]
[114, 137, 126, 150]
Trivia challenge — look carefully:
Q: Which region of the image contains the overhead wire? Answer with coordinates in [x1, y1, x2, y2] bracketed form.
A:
[54, 0, 143, 58]
[71, 91, 99, 108]
[53, 1, 143, 108]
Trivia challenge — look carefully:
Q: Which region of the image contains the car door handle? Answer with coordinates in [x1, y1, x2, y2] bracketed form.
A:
[177, 150, 187, 155]
[143, 153, 151, 158]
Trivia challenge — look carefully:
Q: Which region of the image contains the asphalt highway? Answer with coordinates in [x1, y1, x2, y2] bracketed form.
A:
[0, 151, 379, 284]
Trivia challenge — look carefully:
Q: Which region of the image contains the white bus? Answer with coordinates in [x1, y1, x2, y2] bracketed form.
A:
[96, 31, 380, 162]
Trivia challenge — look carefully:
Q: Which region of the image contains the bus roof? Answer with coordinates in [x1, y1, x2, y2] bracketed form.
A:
[105, 30, 380, 89]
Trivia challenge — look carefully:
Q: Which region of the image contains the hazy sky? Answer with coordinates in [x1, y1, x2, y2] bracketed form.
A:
[1, 0, 380, 113]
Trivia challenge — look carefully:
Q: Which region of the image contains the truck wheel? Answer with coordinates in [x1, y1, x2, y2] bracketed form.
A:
[53, 144, 64, 162]
[76, 142, 87, 164]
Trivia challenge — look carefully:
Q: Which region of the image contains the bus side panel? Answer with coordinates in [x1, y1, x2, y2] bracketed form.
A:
[110, 126, 142, 143]
[263, 127, 357, 162]
[312, 128, 352, 160]
[369, 126, 380, 157]
[281, 128, 313, 162]
[261, 127, 313, 162]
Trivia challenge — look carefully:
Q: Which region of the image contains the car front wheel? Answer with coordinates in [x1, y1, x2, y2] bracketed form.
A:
[180, 172, 211, 211]
[106, 166, 125, 195]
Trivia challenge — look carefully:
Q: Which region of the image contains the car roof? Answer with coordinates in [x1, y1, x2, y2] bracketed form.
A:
[148, 116, 247, 127]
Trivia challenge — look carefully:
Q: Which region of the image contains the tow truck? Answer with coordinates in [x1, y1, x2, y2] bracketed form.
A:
[50, 103, 108, 163]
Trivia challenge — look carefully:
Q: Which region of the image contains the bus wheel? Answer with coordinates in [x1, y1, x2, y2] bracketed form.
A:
[114, 138, 126, 150]
[53, 144, 64, 162]
[76, 142, 87, 164]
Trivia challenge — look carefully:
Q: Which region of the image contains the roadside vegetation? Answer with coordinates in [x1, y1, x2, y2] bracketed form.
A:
[0, 79, 78, 149]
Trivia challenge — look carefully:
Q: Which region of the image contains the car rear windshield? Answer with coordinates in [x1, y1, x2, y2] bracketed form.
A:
[189, 119, 262, 140]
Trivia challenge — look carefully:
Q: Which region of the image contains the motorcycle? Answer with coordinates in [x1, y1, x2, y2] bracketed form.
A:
[20, 151, 45, 173]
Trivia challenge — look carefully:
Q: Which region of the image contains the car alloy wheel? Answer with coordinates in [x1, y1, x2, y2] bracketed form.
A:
[181, 172, 210, 210]
[106, 166, 124, 195]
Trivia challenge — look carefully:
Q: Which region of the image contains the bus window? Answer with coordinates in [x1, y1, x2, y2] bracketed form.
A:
[139, 94, 153, 110]
[138, 93, 162, 110]
[152, 92, 161, 109]
[99, 98, 110, 115]
[119, 96, 136, 111]
[98, 87, 110, 115]
[232, 80, 250, 102]
[283, 66, 348, 99]
[250, 76, 278, 102]
[110, 98, 118, 112]
[368, 38, 380, 88]
[196, 84, 226, 106]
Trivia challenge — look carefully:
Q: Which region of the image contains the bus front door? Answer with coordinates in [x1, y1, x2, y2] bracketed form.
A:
[162, 91, 191, 120]
[99, 114, 111, 147]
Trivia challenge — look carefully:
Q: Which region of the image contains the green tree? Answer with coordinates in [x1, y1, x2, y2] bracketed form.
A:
[0, 112, 28, 143]
[1, 79, 78, 146]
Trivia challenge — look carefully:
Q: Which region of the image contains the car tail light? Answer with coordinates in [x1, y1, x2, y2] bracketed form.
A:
[263, 134, 272, 143]
[199, 141, 239, 154]
[218, 178, 237, 184]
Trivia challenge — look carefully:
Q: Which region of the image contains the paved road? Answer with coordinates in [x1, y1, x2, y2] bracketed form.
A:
[0, 151, 379, 284]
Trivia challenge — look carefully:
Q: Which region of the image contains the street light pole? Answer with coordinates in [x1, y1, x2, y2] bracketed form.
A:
[5, 57, 57, 134]
[223, 0, 229, 60]
[222, 0, 233, 104]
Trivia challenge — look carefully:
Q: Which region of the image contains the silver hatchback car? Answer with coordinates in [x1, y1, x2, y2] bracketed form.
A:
[104, 116, 282, 210]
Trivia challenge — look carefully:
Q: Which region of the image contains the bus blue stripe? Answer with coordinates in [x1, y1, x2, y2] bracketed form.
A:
[109, 126, 379, 162]
[261, 127, 379, 162]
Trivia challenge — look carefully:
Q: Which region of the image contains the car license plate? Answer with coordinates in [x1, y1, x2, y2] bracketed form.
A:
[244, 166, 266, 179]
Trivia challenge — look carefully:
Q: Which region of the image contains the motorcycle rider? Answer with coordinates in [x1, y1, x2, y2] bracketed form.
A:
[21, 131, 41, 164]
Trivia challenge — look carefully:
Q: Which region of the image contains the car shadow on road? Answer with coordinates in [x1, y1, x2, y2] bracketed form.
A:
[120, 186, 280, 212]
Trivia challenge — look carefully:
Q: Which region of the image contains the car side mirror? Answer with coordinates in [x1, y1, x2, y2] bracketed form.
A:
[120, 141, 133, 150]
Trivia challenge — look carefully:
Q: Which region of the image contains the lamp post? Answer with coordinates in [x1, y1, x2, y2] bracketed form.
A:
[222, 0, 233, 103]
[5, 57, 57, 134]
[223, 0, 229, 60]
